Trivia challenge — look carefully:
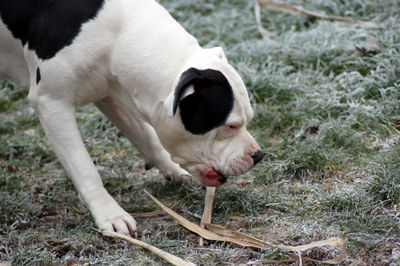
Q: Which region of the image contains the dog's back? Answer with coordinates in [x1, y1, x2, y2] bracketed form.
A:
[0, 0, 105, 89]
[0, 20, 29, 88]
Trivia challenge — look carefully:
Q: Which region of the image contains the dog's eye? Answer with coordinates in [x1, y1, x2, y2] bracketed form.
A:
[227, 123, 241, 130]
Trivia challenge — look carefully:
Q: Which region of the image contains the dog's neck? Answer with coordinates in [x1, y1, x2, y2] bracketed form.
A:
[108, 0, 201, 120]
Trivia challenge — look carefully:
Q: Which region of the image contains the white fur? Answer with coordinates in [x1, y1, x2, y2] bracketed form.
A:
[0, 0, 260, 235]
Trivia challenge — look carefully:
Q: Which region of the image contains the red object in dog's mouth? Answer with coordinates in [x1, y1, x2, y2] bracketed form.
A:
[201, 168, 227, 187]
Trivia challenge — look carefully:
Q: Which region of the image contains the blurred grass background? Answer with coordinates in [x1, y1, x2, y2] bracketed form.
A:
[1, 0, 399, 264]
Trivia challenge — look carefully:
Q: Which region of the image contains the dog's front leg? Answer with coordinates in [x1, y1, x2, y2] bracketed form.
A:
[96, 96, 191, 184]
[30, 95, 136, 235]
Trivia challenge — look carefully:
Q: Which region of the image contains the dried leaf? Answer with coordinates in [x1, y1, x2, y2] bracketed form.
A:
[356, 36, 379, 55]
[131, 210, 164, 218]
[228, 216, 245, 221]
[144, 190, 346, 264]
[283, 237, 346, 264]
[205, 223, 276, 249]
[144, 189, 266, 248]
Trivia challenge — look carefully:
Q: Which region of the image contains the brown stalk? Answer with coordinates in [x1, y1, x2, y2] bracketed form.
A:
[99, 230, 196, 266]
[255, 0, 379, 38]
[199, 186, 216, 246]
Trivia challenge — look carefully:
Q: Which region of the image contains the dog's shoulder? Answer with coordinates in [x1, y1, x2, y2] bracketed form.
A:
[0, 0, 105, 60]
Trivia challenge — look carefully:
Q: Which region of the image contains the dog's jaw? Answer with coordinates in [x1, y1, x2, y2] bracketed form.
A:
[170, 158, 229, 187]
[201, 167, 227, 187]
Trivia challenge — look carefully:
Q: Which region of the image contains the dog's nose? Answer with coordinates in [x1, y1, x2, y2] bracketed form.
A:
[251, 150, 264, 166]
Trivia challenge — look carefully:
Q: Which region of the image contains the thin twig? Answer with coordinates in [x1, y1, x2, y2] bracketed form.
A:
[257, 0, 379, 29]
[199, 186, 216, 246]
[254, 0, 277, 39]
[99, 230, 196, 266]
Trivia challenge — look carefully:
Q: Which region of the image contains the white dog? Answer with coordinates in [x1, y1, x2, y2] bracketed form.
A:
[0, 0, 264, 235]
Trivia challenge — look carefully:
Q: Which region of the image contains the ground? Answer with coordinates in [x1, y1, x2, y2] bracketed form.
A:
[1, 0, 399, 265]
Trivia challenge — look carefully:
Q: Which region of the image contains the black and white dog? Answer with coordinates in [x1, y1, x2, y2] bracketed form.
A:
[0, 0, 264, 235]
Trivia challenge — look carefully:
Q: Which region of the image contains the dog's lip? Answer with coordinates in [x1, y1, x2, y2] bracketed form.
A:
[200, 167, 227, 187]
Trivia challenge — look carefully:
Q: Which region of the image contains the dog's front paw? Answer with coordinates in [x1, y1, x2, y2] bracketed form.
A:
[96, 209, 137, 236]
[144, 157, 192, 185]
[160, 163, 192, 185]
[87, 189, 137, 236]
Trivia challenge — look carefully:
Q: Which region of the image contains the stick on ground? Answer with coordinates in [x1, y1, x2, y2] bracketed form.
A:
[256, 0, 379, 38]
[199, 186, 216, 246]
[100, 230, 196, 266]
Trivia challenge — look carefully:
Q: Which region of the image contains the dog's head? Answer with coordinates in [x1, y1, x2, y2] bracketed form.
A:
[161, 47, 263, 186]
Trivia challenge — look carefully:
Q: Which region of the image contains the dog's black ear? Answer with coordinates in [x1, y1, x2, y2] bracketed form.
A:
[171, 68, 234, 135]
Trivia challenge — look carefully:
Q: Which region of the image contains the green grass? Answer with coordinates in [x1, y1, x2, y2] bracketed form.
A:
[1, 0, 400, 264]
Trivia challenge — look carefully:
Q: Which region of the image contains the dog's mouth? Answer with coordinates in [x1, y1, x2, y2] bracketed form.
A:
[175, 160, 228, 187]
[200, 167, 227, 187]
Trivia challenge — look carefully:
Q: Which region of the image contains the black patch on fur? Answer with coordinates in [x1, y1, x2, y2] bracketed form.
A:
[0, 0, 105, 60]
[174, 68, 234, 135]
[36, 67, 41, 84]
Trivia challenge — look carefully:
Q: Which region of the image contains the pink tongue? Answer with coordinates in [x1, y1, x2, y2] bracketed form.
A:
[205, 169, 220, 179]
[202, 168, 223, 186]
